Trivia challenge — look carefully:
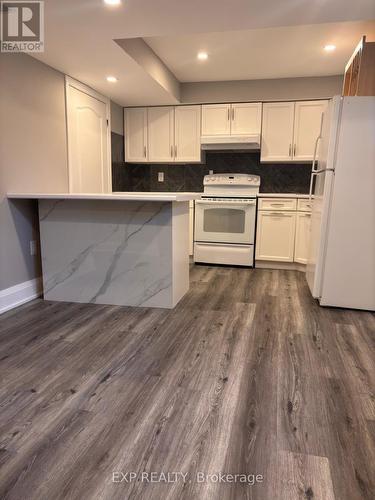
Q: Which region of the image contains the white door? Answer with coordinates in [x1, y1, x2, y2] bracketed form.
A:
[293, 100, 328, 161]
[255, 211, 296, 261]
[261, 102, 295, 162]
[175, 106, 201, 162]
[148, 107, 175, 162]
[125, 107, 147, 162]
[201, 104, 231, 136]
[66, 78, 110, 193]
[231, 103, 262, 135]
[294, 212, 311, 264]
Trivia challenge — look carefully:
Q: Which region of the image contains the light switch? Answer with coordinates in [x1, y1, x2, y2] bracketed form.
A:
[158, 172, 164, 182]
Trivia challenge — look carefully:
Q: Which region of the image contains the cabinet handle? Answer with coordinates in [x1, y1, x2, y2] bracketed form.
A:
[232, 107, 235, 120]
[289, 144, 292, 157]
[270, 203, 285, 206]
[268, 212, 290, 216]
[294, 144, 296, 156]
[171, 145, 173, 157]
[227, 108, 230, 121]
[144, 146, 147, 158]
[175, 145, 177, 158]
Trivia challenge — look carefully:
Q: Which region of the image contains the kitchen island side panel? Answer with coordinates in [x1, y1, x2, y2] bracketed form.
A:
[38, 199, 180, 308]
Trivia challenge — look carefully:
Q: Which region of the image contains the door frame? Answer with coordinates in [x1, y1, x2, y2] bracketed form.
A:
[65, 76, 112, 193]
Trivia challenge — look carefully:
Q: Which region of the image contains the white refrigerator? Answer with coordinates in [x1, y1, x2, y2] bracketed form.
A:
[306, 96, 375, 311]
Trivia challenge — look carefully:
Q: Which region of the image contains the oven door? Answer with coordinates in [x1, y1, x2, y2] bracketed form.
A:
[195, 199, 256, 244]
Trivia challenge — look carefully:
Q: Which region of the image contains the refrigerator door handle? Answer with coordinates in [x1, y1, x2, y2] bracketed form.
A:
[309, 134, 322, 201]
[311, 112, 325, 173]
[311, 135, 321, 173]
[309, 172, 317, 202]
[314, 168, 334, 174]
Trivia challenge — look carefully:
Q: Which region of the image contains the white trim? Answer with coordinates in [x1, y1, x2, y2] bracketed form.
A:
[255, 260, 306, 272]
[65, 76, 112, 193]
[0, 278, 42, 315]
[65, 76, 110, 105]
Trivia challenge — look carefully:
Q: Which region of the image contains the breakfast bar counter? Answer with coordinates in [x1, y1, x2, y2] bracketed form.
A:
[8, 192, 201, 309]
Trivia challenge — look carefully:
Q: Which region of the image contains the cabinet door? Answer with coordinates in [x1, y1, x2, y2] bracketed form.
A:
[148, 107, 175, 162]
[175, 106, 201, 162]
[231, 103, 262, 135]
[255, 211, 296, 262]
[124, 108, 147, 163]
[293, 101, 328, 161]
[294, 212, 311, 264]
[261, 102, 294, 162]
[201, 104, 231, 136]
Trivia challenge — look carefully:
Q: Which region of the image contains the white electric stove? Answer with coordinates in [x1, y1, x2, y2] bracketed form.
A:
[194, 173, 260, 266]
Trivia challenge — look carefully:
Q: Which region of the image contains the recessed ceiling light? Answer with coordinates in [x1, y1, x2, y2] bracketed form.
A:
[104, 0, 121, 5]
[324, 44, 336, 52]
[106, 76, 118, 83]
[197, 52, 208, 60]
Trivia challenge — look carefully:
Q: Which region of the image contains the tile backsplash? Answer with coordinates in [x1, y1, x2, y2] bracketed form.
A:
[111, 132, 312, 193]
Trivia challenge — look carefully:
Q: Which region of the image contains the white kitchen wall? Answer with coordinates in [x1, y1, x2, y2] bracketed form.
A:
[0, 53, 69, 292]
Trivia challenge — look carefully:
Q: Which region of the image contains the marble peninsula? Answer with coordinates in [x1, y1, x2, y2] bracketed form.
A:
[7, 192, 201, 308]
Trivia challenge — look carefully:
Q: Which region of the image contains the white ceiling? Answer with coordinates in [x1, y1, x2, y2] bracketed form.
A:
[33, 0, 375, 105]
[145, 21, 375, 82]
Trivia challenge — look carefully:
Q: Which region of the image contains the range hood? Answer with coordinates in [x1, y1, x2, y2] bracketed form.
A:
[201, 134, 261, 150]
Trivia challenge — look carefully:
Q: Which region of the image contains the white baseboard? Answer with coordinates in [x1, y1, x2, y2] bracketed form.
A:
[0, 278, 43, 315]
[255, 260, 306, 272]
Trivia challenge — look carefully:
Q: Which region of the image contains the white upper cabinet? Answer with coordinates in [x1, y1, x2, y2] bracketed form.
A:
[293, 100, 328, 161]
[124, 107, 148, 163]
[174, 106, 201, 162]
[125, 105, 201, 163]
[148, 107, 175, 162]
[124, 100, 327, 164]
[201, 103, 262, 137]
[261, 100, 328, 163]
[231, 103, 262, 135]
[261, 102, 295, 162]
[201, 104, 231, 136]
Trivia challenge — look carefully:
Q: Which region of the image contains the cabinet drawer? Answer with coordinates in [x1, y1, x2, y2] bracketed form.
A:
[258, 198, 297, 211]
[297, 198, 312, 212]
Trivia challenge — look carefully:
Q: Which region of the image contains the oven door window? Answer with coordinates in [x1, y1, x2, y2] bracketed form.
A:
[203, 208, 246, 234]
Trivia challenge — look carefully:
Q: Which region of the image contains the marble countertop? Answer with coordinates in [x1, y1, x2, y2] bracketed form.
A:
[7, 192, 201, 202]
[257, 193, 309, 198]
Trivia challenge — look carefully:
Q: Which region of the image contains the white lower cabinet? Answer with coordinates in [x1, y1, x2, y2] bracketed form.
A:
[294, 212, 311, 264]
[255, 211, 296, 262]
[256, 197, 311, 266]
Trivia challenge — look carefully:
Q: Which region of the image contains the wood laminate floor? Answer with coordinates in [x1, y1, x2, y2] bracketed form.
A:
[0, 266, 374, 500]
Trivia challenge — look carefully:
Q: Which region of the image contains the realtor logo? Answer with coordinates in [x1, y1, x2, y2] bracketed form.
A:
[1, 1, 44, 52]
